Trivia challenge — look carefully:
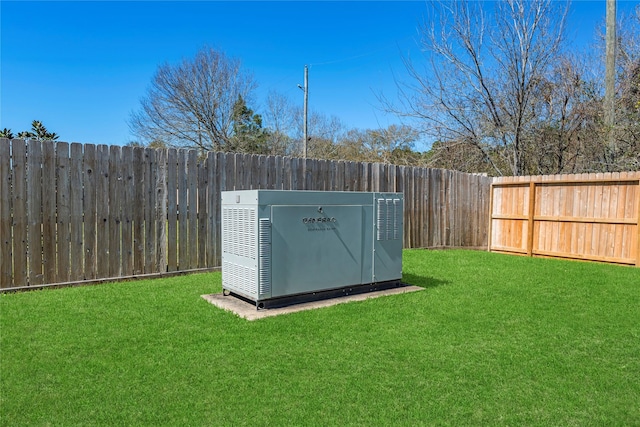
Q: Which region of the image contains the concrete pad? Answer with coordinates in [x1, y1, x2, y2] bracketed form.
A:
[201, 285, 424, 321]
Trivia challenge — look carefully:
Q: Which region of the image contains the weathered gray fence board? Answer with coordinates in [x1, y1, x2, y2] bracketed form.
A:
[83, 144, 97, 279]
[206, 153, 219, 267]
[108, 145, 122, 277]
[298, 157, 306, 190]
[144, 148, 156, 273]
[423, 167, 431, 245]
[321, 159, 329, 191]
[132, 147, 145, 275]
[459, 172, 469, 247]
[177, 149, 188, 270]
[197, 157, 207, 268]
[234, 153, 244, 191]
[289, 157, 297, 190]
[121, 146, 134, 276]
[155, 149, 167, 273]
[224, 152, 234, 191]
[69, 143, 84, 281]
[11, 141, 28, 287]
[311, 158, 318, 190]
[186, 150, 198, 270]
[274, 156, 283, 190]
[40, 142, 54, 283]
[96, 145, 110, 279]
[0, 140, 12, 287]
[27, 140, 43, 285]
[402, 167, 411, 248]
[446, 170, 454, 246]
[257, 155, 267, 189]
[303, 158, 312, 190]
[465, 173, 473, 246]
[247, 153, 256, 189]
[166, 149, 178, 272]
[56, 142, 71, 283]
[435, 168, 444, 246]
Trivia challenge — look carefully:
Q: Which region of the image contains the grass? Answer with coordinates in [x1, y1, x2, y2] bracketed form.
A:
[1, 250, 639, 426]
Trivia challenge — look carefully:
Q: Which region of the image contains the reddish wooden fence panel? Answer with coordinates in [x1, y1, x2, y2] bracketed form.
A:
[490, 173, 640, 266]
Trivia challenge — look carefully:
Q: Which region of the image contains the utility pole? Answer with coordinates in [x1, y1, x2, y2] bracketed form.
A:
[605, 0, 617, 165]
[298, 65, 309, 158]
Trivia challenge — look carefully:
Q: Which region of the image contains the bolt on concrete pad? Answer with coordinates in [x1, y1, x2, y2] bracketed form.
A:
[202, 285, 424, 321]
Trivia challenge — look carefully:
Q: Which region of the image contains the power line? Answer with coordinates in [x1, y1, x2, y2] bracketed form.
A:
[308, 35, 415, 68]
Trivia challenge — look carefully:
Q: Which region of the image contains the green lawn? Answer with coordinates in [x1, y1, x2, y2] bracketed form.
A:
[1, 250, 639, 426]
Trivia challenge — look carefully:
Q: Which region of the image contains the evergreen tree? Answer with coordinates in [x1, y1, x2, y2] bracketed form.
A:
[0, 128, 14, 139]
[9, 120, 59, 141]
[230, 95, 269, 153]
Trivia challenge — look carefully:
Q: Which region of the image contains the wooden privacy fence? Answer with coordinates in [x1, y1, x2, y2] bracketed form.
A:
[0, 139, 492, 289]
[490, 173, 640, 266]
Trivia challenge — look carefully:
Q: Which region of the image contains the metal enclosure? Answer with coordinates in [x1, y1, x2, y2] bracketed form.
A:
[221, 190, 403, 308]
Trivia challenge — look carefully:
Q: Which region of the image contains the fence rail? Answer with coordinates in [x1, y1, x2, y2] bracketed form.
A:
[489, 173, 640, 266]
[0, 139, 492, 289]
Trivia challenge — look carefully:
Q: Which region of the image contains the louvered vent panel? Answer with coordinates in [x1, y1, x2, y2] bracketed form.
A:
[222, 261, 256, 296]
[393, 199, 402, 240]
[249, 210, 257, 259]
[377, 197, 402, 241]
[386, 199, 393, 240]
[222, 207, 257, 259]
[258, 218, 271, 296]
[222, 208, 231, 253]
[377, 198, 386, 241]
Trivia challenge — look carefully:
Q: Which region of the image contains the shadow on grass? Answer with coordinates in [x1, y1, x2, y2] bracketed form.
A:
[402, 273, 450, 289]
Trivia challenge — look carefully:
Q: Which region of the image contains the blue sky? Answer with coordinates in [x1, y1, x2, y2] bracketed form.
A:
[1, 1, 637, 147]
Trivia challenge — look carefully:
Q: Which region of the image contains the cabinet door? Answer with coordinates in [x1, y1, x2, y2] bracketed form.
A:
[270, 205, 367, 297]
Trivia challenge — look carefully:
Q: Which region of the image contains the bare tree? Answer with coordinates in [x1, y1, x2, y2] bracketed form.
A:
[613, 5, 640, 171]
[129, 46, 257, 152]
[263, 91, 422, 163]
[423, 139, 495, 173]
[264, 91, 297, 137]
[305, 112, 348, 159]
[387, 0, 569, 176]
[355, 125, 419, 164]
[263, 91, 298, 156]
[262, 90, 350, 158]
[526, 55, 604, 174]
[604, 0, 617, 153]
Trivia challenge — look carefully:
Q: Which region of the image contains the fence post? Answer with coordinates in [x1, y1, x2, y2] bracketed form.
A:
[487, 182, 495, 252]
